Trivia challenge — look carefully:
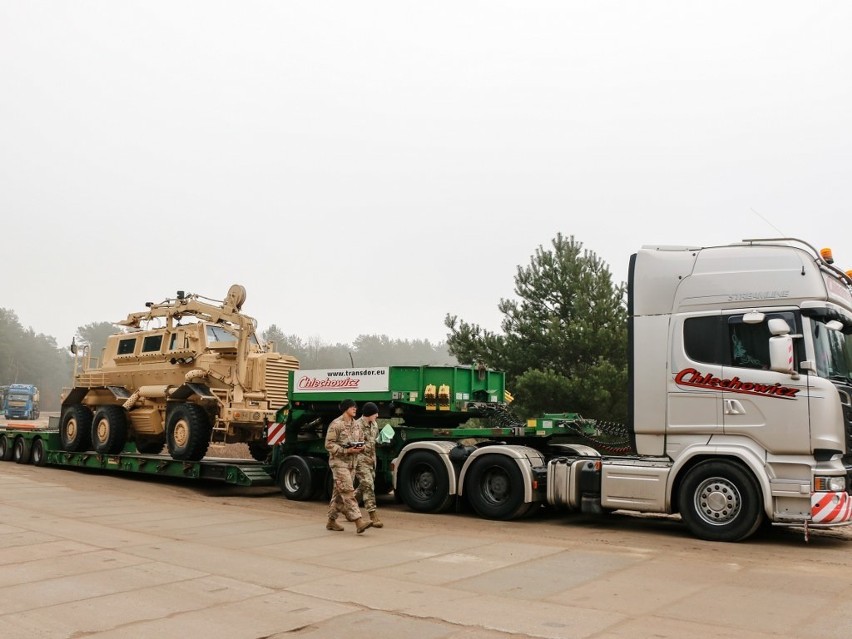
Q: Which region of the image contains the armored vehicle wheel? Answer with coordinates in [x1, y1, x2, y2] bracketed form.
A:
[248, 440, 270, 462]
[92, 406, 129, 454]
[13, 437, 32, 464]
[166, 404, 211, 461]
[677, 460, 764, 542]
[0, 435, 13, 461]
[60, 405, 93, 452]
[31, 438, 47, 466]
[135, 437, 165, 455]
[465, 454, 529, 520]
[397, 450, 455, 513]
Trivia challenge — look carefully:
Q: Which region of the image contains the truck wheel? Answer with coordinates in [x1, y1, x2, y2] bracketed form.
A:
[91, 406, 129, 454]
[31, 438, 47, 466]
[465, 454, 528, 520]
[278, 455, 315, 500]
[13, 437, 32, 464]
[678, 460, 764, 542]
[166, 404, 211, 461]
[397, 450, 454, 513]
[0, 435, 12, 461]
[135, 437, 165, 455]
[60, 405, 93, 452]
[248, 440, 270, 462]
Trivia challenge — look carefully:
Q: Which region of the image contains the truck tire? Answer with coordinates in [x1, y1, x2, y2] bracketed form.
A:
[278, 455, 315, 501]
[465, 454, 528, 520]
[60, 405, 93, 452]
[248, 440, 270, 462]
[0, 435, 12, 461]
[166, 404, 211, 461]
[678, 460, 764, 542]
[13, 437, 32, 464]
[31, 438, 47, 466]
[92, 406, 129, 454]
[135, 437, 165, 455]
[397, 450, 455, 513]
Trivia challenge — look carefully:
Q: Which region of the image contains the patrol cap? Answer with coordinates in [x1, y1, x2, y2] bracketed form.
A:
[361, 402, 378, 417]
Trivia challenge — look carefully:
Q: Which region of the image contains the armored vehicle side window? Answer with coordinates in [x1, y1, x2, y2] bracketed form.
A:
[142, 335, 163, 353]
[117, 338, 137, 355]
[684, 316, 725, 364]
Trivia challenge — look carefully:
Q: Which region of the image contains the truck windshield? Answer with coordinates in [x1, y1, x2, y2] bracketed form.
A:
[812, 319, 852, 383]
[206, 325, 238, 344]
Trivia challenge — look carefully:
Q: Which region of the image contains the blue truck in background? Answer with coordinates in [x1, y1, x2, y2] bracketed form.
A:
[3, 384, 40, 420]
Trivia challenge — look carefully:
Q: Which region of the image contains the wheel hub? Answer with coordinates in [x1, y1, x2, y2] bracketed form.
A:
[173, 420, 189, 447]
[67, 419, 77, 440]
[96, 419, 109, 442]
[695, 478, 741, 525]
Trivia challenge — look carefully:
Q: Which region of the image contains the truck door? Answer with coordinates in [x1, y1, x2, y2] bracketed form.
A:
[669, 314, 724, 438]
[720, 312, 810, 453]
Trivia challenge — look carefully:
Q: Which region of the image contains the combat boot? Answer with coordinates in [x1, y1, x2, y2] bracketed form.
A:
[369, 510, 384, 528]
[355, 517, 373, 534]
[326, 518, 344, 531]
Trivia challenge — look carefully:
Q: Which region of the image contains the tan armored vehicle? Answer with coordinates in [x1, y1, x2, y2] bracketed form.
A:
[60, 285, 299, 461]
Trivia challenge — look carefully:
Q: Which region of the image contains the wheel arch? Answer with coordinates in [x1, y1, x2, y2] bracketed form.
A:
[392, 441, 459, 495]
[669, 447, 771, 517]
[457, 444, 545, 503]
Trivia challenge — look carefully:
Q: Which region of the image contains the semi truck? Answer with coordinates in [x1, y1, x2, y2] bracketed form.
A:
[3, 383, 40, 420]
[3, 237, 851, 543]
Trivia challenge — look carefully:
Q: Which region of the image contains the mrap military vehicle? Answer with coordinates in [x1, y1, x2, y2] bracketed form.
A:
[59, 284, 299, 461]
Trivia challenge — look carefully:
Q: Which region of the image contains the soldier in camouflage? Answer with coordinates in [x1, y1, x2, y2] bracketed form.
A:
[354, 401, 383, 528]
[324, 399, 373, 533]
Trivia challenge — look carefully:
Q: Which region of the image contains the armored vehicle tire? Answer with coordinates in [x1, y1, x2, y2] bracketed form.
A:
[60, 405, 93, 452]
[465, 454, 529, 520]
[135, 437, 165, 455]
[0, 435, 12, 461]
[677, 460, 764, 542]
[248, 440, 270, 462]
[397, 450, 455, 513]
[166, 404, 211, 461]
[13, 437, 32, 464]
[92, 406, 129, 454]
[31, 438, 47, 466]
[278, 455, 316, 500]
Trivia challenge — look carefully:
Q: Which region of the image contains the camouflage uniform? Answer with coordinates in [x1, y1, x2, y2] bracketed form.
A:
[325, 415, 365, 522]
[354, 416, 380, 512]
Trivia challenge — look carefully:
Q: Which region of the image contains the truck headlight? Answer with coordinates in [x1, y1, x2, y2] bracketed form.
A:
[814, 476, 847, 492]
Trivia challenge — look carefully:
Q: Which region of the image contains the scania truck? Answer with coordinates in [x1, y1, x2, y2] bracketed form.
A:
[4, 384, 40, 420]
[3, 238, 851, 543]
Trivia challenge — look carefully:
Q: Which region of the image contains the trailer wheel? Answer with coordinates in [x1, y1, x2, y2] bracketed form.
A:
[248, 440, 270, 462]
[31, 438, 47, 466]
[92, 406, 129, 454]
[678, 460, 764, 542]
[166, 404, 211, 461]
[397, 451, 454, 513]
[13, 437, 32, 464]
[278, 456, 315, 500]
[0, 435, 13, 461]
[465, 454, 528, 520]
[60, 405, 93, 452]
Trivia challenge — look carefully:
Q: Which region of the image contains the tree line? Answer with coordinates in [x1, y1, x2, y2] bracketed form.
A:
[2, 234, 629, 421]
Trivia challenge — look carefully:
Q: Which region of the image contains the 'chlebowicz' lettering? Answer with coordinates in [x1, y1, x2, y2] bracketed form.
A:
[674, 368, 799, 399]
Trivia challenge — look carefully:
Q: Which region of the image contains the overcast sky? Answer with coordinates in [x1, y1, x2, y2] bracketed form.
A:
[2, 1, 850, 349]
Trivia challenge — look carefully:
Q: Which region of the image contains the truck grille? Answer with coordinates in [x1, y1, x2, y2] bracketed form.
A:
[264, 358, 299, 409]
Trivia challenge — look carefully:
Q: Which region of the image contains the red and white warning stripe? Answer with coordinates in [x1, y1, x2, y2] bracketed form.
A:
[267, 421, 286, 446]
[811, 491, 852, 524]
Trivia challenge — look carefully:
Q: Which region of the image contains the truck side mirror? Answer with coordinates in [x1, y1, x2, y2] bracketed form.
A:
[768, 334, 795, 374]
[767, 318, 791, 336]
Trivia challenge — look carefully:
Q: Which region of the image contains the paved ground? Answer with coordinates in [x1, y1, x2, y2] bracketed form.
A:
[1, 458, 852, 639]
